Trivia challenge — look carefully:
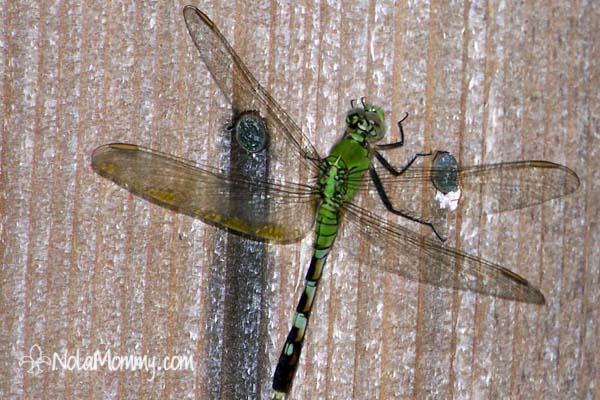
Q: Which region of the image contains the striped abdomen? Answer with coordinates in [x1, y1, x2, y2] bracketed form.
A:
[272, 196, 341, 394]
[272, 155, 346, 395]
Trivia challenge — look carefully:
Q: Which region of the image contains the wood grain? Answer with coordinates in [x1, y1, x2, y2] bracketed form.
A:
[0, 1, 597, 399]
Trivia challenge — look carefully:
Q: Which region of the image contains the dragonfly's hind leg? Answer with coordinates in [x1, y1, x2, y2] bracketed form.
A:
[370, 112, 444, 240]
[369, 165, 447, 242]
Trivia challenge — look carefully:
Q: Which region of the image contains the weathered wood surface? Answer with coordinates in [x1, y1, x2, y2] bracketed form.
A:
[1, 1, 597, 399]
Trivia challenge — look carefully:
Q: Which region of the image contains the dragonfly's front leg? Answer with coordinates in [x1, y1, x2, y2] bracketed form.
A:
[374, 150, 433, 176]
[374, 112, 433, 175]
[369, 164, 447, 242]
[372, 112, 440, 167]
[376, 112, 409, 150]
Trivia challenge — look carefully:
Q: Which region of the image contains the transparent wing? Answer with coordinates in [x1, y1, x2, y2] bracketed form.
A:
[361, 158, 579, 237]
[92, 143, 317, 243]
[183, 6, 321, 177]
[456, 160, 579, 211]
[343, 201, 545, 304]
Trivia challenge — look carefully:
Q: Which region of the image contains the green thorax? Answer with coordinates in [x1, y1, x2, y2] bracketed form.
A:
[319, 103, 387, 204]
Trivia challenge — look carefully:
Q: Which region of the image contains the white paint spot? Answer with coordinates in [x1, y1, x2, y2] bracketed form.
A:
[435, 189, 461, 211]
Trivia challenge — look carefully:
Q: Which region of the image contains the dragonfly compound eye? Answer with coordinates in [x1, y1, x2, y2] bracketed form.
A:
[234, 111, 268, 153]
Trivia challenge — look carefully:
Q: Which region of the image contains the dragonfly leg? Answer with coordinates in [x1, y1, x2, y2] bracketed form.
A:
[376, 112, 409, 150]
[375, 150, 433, 176]
[369, 166, 447, 241]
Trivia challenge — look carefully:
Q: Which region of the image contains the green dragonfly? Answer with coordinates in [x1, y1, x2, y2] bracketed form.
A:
[91, 6, 580, 399]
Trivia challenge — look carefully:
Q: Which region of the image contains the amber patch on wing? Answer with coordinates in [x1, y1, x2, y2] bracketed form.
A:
[145, 188, 178, 205]
[99, 162, 116, 175]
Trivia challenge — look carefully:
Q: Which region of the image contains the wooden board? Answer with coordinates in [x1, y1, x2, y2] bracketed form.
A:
[1, 1, 598, 399]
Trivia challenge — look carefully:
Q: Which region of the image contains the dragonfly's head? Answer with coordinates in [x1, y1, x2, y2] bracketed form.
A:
[345, 103, 386, 142]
